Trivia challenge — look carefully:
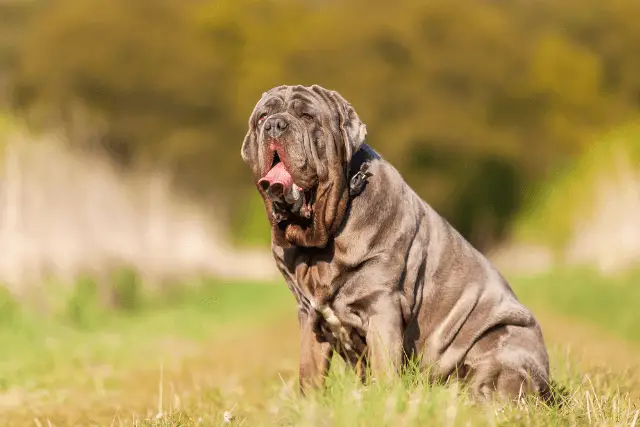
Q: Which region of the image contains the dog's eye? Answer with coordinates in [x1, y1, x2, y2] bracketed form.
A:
[257, 113, 268, 124]
[301, 113, 314, 122]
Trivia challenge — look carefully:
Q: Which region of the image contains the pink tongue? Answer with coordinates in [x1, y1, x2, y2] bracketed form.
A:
[258, 162, 294, 192]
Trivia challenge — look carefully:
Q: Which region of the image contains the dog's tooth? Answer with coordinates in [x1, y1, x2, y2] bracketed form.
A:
[284, 183, 302, 206]
[293, 192, 305, 214]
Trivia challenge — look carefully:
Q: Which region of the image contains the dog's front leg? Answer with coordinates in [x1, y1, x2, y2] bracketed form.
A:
[298, 309, 332, 395]
[365, 296, 403, 382]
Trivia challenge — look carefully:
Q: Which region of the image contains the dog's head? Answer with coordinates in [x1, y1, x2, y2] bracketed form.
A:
[241, 85, 367, 248]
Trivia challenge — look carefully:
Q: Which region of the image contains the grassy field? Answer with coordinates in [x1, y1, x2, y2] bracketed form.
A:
[0, 270, 639, 426]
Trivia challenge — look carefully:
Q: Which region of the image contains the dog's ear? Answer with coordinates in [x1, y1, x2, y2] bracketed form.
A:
[240, 117, 262, 184]
[340, 96, 367, 162]
[311, 85, 367, 164]
[241, 95, 268, 181]
[240, 121, 255, 165]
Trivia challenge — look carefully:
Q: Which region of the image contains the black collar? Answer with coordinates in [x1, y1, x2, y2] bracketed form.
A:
[348, 145, 375, 197]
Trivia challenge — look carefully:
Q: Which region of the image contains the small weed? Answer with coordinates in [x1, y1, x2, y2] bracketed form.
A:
[66, 274, 106, 328]
[0, 285, 21, 326]
[111, 267, 143, 311]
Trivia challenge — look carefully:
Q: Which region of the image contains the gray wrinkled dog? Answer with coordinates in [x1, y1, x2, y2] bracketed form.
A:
[241, 84, 550, 402]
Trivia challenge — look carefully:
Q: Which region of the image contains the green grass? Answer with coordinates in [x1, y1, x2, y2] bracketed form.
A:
[0, 278, 291, 392]
[512, 268, 640, 343]
[145, 357, 638, 427]
[0, 271, 638, 426]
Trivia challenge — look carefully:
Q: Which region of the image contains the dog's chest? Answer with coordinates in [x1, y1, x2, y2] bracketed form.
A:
[282, 247, 342, 303]
[275, 247, 364, 355]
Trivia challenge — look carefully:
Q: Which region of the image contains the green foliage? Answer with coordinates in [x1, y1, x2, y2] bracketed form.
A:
[0, 111, 13, 132]
[110, 267, 142, 311]
[0, 1, 39, 106]
[0, 110, 16, 160]
[65, 275, 106, 328]
[513, 268, 640, 342]
[3, 0, 640, 248]
[0, 285, 21, 326]
[63, 269, 150, 327]
[230, 189, 272, 248]
[514, 122, 640, 250]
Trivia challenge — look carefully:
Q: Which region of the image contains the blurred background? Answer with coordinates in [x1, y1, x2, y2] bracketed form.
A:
[1, 0, 639, 290]
[0, 0, 639, 424]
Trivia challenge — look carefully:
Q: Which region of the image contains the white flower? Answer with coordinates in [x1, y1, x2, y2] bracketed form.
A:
[223, 411, 235, 423]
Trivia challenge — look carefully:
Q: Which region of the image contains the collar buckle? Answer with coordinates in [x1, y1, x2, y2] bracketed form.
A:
[348, 148, 373, 197]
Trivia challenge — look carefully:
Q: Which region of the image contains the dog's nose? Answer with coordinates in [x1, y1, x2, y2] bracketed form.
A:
[264, 117, 289, 139]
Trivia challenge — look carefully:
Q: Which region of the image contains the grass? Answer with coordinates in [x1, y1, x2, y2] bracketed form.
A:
[513, 268, 640, 343]
[274, 360, 638, 427]
[0, 270, 638, 426]
[0, 277, 291, 392]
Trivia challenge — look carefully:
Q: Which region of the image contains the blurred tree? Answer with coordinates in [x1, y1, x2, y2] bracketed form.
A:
[0, 0, 40, 106]
[6, 0, 640, 250]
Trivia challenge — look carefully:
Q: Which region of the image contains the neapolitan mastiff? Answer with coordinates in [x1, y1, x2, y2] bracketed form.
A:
[240, 84, 551, 402]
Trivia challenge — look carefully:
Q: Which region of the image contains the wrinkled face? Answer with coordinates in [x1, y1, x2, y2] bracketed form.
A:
[241, 85, 367, 248]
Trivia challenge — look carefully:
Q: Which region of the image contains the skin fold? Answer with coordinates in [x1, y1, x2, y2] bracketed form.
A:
[240, 84, 551, 402]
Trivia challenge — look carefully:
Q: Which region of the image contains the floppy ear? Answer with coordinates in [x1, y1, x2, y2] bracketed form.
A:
[312, 85, 367, 163]
[241, 94, 264, 164]
[240, 120, 258, 177]
[341, 96, 367, 162]
[240, 124, 254, 165]
[241, 95, 269, 179]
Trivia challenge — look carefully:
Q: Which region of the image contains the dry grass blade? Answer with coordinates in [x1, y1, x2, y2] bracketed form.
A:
[586, 375, 605, 422]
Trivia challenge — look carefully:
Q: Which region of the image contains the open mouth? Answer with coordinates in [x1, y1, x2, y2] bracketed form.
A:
[258, 150, 315, 225]
[259, 152, 283, 191]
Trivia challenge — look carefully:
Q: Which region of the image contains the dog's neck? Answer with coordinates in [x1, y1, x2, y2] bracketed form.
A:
[348, 144, 376, 198]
